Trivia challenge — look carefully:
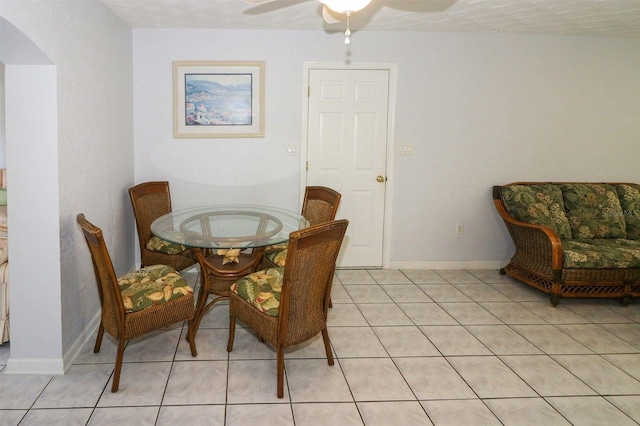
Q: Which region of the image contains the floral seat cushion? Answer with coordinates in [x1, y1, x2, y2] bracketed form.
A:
[264, 243, 288, 253]
[146, 230, 188, 255]
[615, 184, 640, 239]
[263, 247, 288, 267]
[501, 184, 572, 239]
[561, 183, 627, 239]
[117, 264, 193, 313]
[563, 239, 640, 269]
[230, 267, 284, 317]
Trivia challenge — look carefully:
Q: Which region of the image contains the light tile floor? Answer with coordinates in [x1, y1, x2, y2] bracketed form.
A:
[1, 268, 640, 425]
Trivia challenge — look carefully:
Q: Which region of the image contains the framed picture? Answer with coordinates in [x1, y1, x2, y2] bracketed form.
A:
[173, 61, 265, 138]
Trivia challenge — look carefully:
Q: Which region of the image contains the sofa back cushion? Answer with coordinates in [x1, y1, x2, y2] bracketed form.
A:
[561, 183, 626, 239]
[501, 184, 572, 239]
[615, 184, 640, 240]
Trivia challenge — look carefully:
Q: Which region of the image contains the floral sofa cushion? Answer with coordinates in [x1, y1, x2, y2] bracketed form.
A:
[561, 183, 626, 239]
[501, 184, 572, 239]
[117, 265, 193, 313]
[615, 184, 640, 240]
[231, 267, 284, 317]
[563, 239, 640, 269]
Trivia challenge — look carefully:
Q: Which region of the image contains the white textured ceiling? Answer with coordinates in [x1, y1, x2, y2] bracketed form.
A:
[101, 0, 640, 38]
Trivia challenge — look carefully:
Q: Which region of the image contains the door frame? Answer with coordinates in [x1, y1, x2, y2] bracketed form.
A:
[301, 62, 398, 269]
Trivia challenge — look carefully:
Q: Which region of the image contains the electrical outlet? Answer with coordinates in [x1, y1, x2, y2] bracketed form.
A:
[456, 223, 464, 235]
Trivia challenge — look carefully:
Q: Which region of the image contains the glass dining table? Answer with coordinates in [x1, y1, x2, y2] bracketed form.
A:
[151, 205, 308, 343]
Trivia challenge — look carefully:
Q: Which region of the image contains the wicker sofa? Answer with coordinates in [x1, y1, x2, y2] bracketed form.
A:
[493, 182, 640, 306]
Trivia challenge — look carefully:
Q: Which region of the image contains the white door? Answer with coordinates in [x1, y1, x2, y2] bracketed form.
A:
[306, 68, 390, 268]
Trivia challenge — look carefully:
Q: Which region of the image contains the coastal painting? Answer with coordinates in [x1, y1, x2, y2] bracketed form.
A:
[174, 61, 265, 138]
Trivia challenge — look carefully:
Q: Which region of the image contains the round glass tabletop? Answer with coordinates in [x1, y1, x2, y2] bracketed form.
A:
[151, 204, 308, 249]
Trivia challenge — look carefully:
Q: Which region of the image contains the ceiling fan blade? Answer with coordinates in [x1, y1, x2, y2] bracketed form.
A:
[244, 0, 312, 14]
[380, 0, 457, 13]
[322, 5, 345, 24]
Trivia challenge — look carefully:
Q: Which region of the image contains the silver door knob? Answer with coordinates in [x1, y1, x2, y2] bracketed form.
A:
[376, 176, 386, 183]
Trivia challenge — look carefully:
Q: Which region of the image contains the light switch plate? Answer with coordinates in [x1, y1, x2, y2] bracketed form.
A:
[397, 143, 413, 155]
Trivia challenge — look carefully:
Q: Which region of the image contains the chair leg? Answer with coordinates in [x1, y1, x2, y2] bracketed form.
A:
[327, 270, 336, 309]
[93, 323, 104, 353]
[227, 314, 236, 352]
[187, 319, 197, 357]
[111, 339, 127, 392]
[321, 327, 334, 365]
[276, 345, 285, 398]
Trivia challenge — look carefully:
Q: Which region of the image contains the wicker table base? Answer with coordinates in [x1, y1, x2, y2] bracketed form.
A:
[188, 247, 265, 342]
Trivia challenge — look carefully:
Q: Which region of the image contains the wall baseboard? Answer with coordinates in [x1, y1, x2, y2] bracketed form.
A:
[388, 260, 508, 270]
[5, 358, 65, 375]
[4, 310, 101, 375]
[62, 309, 102, 373]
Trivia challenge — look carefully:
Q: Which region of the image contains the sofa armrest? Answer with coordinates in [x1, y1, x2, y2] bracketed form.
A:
[493, 186, 563, 273]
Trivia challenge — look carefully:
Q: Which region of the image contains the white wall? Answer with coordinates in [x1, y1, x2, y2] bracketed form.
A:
[133, 29, 640, 268]
[0, 1, 133, 372]
[0, 4, 638, 371]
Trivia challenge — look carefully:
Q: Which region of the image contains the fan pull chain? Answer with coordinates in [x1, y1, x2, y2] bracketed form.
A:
[344, 12, 352, 44]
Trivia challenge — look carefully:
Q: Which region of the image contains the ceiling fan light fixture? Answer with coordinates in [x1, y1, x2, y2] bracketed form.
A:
[320, 0, 372, 14]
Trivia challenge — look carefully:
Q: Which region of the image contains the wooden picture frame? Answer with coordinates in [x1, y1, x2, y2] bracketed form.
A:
[173, 61, 265, 138]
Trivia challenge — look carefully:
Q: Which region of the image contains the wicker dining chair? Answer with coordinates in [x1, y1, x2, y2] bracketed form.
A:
[263, 186, 342, 308]
[263, 186, 341, 268]
[128, 181, 196, 272]
[77, 214, 197, 392]
[227, 219, 349, 398]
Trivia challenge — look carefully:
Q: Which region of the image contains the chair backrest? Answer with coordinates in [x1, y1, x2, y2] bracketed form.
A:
[302, 186, 341, 226]
[278, 219, 348, 347]
[77, 214, 125, 333]
[128, 181, 173, 252]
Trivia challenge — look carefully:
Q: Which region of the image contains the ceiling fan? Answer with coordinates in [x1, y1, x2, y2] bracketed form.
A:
[245, 0, 456, 44]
